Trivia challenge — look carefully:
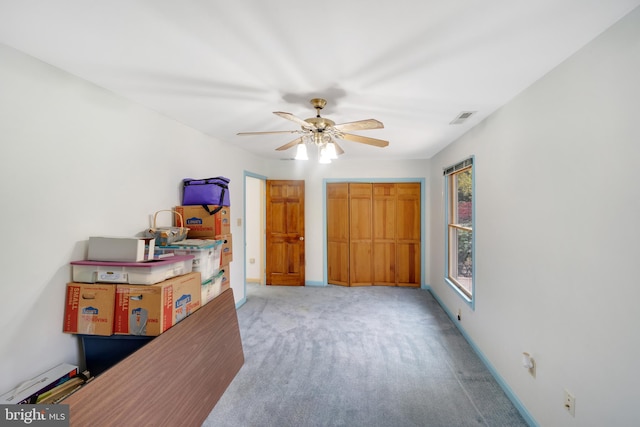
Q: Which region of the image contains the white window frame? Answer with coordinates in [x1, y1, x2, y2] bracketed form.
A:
[444, 157, 475, 306]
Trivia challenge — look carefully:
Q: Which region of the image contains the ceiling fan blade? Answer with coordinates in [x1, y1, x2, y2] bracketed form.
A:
[275, 137, 304, 151]
[237, 130, 299, 136]
[333, 119, 384, 132]
[333, 140, 345, 155]
[273, 111, 316, 130]
[340, 133, 389, 147]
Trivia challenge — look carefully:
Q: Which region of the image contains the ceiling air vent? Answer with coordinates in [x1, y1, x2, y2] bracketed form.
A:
[450, 111, 476, 125]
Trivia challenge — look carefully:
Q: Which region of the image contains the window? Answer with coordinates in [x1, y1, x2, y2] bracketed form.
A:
[444, 158, 474, 302]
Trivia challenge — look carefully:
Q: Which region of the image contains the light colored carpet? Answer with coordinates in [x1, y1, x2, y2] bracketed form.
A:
[203, 284, 527, 427]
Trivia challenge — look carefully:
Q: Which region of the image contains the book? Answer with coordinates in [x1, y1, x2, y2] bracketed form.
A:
[37, 377, 85, 404]
[0, 363, 79, 404]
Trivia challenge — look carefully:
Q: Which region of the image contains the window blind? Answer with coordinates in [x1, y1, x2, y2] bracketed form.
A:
[443, 157, 473, 176]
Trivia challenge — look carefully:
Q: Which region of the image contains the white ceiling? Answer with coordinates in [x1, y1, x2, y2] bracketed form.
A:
[1, 1, 638, 161]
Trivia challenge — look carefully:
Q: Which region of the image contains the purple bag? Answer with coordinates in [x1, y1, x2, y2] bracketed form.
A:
[182, 177, 230, 214]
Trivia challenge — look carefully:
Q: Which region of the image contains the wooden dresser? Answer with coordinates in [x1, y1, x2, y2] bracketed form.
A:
[64, 288, 244, 426]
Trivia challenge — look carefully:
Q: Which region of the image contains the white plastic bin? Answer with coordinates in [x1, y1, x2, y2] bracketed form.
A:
[70, 255, 194, 285]
[201, 270, 225, 304]
[155, 239, 222, 283]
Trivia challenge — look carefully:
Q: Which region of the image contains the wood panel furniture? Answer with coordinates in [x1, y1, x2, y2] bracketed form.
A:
[64, 288, 244, 426]
[327, 182, 421, 287]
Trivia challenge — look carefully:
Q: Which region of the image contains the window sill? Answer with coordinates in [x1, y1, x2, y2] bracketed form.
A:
[444, 277, 474, 309]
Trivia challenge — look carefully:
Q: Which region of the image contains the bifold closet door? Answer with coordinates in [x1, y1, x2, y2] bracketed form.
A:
[326, 182, 420, 287]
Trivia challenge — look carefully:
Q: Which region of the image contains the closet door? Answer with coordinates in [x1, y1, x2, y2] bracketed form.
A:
[326, 182, 421, 288]
[327, 183, 349, 286]
[372, 184, 396, 286]
[349, 183, 373, 286]
[396, 183, 421, 287]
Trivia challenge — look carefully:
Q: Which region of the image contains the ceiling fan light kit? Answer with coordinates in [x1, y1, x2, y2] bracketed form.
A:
[294, 142, 308, 160]
[237, 98, 389, 163]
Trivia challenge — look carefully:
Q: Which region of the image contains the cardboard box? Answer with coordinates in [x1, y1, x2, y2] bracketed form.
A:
[215, 233, 233, 265]
[175, 205, 230, 238]
[63, 283, 116, 336]
[114, 272, 201, 336]
[88, 236, 155, 262]
[219, 264, 230, 290]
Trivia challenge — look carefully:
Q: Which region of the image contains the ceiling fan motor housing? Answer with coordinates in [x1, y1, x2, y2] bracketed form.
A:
[305, 116, 335, 131]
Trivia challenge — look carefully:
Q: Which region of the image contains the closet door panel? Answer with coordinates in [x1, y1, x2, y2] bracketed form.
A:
[373, 242, 396, 286]
[349, 183, 372, 286]
[396, 183, 421, 241]
[327, 183, 349, 286]
[328, 241, 349, 286]
[397, 242, 421, 287]
[350, 241, 373, 287]
[373, 184, 396, 285]
[373, 184, 396, 240]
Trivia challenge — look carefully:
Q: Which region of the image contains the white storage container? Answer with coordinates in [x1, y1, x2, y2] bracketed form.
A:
[155, 239, 222, 283]
[88, 236, 155, 262]
[70, 255, 194, 285]
[202, 270, 225, 304]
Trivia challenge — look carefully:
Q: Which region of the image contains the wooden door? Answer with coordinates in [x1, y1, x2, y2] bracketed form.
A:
[373, 183, 397, 286]
[266, 180, 305, 286]
[349, 183, 373, 286]
[327, 183, 349, 286]
[396, 183, 421, 287]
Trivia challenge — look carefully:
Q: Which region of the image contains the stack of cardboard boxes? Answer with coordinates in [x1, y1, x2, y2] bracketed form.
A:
[62, 201, 233, 340]
[63, 246, 203, 338]
[59, 172, 234, 376]
[63, 205, 233, 338]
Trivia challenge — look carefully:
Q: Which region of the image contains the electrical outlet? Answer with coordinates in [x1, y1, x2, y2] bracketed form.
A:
[564, 390, 575, 416]
[522, 352, 535, 378]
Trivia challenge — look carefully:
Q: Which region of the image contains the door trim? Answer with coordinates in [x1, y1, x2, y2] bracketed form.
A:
[242, 171, 267, 307]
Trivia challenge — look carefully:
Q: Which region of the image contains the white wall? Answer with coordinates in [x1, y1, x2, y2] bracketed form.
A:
[0, 43, 270, 394]
[428, 7, 640, 427]
[245, 176, 263, 282]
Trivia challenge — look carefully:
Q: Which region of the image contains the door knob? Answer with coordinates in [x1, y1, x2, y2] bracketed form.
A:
[299, 236, 304, 241]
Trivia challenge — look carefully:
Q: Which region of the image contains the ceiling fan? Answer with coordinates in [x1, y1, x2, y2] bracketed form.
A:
[237, 98, 389, 162]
